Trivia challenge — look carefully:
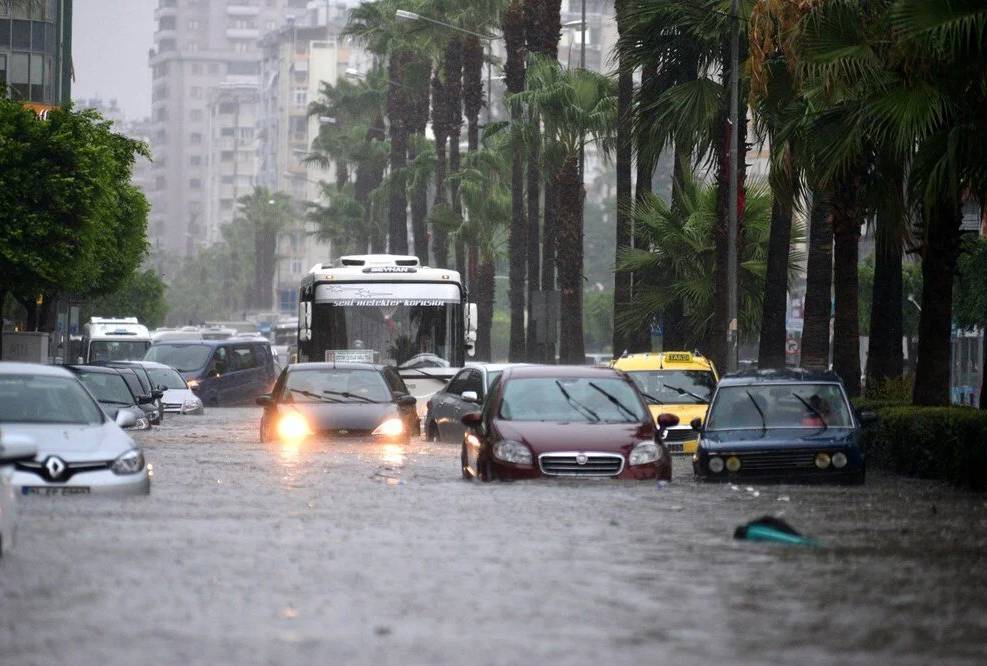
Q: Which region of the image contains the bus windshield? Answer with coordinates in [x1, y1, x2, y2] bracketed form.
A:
[309, 282, 461, 368]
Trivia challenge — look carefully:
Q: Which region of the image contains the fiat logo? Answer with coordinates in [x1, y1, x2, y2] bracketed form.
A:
[576, 453, 588, 465]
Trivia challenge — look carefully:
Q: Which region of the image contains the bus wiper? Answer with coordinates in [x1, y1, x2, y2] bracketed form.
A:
[321, 390, 380, 404]
[665, 384, 706, 402]
[554, 380, 600, 422]
[745, 391, 767, 433]
[588, 382, 637, 422]
[288, 388, 342, 403]
[793, 393, 828, 430]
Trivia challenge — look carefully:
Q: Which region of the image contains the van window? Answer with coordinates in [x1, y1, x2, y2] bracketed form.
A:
[213, 346, 229, 373]
[231, 345, 258, 371]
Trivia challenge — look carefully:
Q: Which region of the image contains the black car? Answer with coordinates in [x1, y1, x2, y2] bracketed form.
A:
[257, 363, 419, 444]
[99, 362, 165, 425]
[65, 365, 152, 430]
[692, 368, 872, 484]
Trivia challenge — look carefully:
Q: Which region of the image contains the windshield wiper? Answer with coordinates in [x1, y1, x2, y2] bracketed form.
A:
[639, 391, 664, 405]
[320, 390, 380, 404]
[554, 380, 600, 422]
[745, 391, 767, 433]
[100, 400, 134, 406]
[665, 384, 707, 403]
[588, 382, 637, 422]
[288, 388, 342, 403]
[793, 393, 828, 430]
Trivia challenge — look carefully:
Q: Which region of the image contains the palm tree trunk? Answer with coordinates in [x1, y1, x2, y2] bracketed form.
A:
[556, 154, 585, 364]
[831, 183, 862, 398]
[913, 196, 963, 406]
[801, 194, 833, 370]
[758, 142, 794, 369]
[504, 1, 527, 362]
[711, 117, 731, 370]
[431, 71, 450, 266]
[386, 50, 411, 255]
[476, 256, 495, 361]
[866, 192, 905, 391]
[612, 0, 633, 358]
[525, 121, 541, 360]
[463, 36, 484, 289]
[444, 38, 465, 279]
[409, 152, 429, 263]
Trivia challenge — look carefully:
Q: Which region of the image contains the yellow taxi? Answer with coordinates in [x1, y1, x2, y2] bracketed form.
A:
[611, 351, 718, 454]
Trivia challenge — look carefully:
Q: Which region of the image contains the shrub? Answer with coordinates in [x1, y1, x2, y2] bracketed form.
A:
[863, 375, 913, 403]
[865, 406, 987, 491]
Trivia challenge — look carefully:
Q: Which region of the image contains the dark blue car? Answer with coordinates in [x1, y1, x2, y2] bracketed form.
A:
[691, 369, 872, 484]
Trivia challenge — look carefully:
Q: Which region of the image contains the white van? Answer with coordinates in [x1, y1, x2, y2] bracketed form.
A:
[82, 317, 152, 363]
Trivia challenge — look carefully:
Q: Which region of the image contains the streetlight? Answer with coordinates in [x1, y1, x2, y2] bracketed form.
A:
[395, 10, 499, 125]
[727, 0, 740, 371]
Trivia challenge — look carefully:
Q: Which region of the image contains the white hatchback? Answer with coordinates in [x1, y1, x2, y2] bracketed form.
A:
[0, 363, 150, 497]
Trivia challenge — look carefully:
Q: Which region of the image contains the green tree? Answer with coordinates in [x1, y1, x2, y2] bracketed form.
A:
[232, 188, 295, 311]
[84, 269, 168, 329]
[954, 238, 987, 409]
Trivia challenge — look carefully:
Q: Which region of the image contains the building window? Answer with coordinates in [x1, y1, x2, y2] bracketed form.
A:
[190, 132, 202, 145]
[189, 178, 202, 190]
[232, 40, 251, 54]
[187, 19, 201, 31]
[190, 63, 203, 75]
[152, 84, 168, 101]
[279, 289, 298, 314]
[220, 127, 235, 137]
[238, 127, 254, 139]
[230, 18, 255, 29]
[293, 87, 307, 108]
[290, 258, 303, 274]
[8, 52, 28, 100]
[190, 155, 202, 166]
[159, 16, 176, 31]
[221, 151, 234, 162]
[190, 108, 203, 121]
[218, 101, 238, 114]
[158, 39, 176, 52]
[221, 176, 234, 184]
[190, 86, 202, 99]
[208, 63, 220, 74]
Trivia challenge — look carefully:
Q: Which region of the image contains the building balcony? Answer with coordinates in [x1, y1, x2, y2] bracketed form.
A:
[226, 28, 260, 40]
[154, 5, 177, 21]
[226, 4, 262, 16]
[154, 28, 177, 42]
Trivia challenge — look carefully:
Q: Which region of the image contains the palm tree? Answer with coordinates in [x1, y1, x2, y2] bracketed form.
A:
[502, 0, 527, 362]
[232, 188, 294, 311]
[509, 57, 616, 364]
[613, 0, 634, 357]
[616, 170, 799, 348]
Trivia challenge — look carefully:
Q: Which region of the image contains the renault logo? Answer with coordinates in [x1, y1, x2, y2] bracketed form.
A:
[44, 456, 67, 480]
[576, 453, 588, 465]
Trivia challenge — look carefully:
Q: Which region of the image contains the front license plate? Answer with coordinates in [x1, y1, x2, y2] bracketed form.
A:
[21, 486, 91, 496]
[665, 442, 684, 453]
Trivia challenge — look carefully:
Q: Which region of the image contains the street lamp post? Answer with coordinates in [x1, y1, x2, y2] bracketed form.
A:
[727, 0, 740, 372]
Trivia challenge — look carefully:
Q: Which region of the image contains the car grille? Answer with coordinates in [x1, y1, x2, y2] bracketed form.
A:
[16, 460, 112, 482]
[730, 449, 822, 473]
[538, 452, 624, 477]
[663, 428, 695, 442]
[162, 402, 183, 412]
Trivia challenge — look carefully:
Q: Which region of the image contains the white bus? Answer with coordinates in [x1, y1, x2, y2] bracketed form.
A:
[81, 317, 151, 363]
[297, 255, 477, 399]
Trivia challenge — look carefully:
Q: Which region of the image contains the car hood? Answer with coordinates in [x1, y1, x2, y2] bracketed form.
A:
[162, 388, 196, 403]
[701, 427, 859, 450]
[494, 420, 652, 454]
[0, 423, 135, 462]
[279, 402, 399, 432]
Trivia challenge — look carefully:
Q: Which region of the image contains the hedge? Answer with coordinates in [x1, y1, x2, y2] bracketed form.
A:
[862, 406, 987, 491]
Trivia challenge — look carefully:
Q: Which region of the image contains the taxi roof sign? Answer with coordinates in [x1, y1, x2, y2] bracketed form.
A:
[664, 352, 694, 363]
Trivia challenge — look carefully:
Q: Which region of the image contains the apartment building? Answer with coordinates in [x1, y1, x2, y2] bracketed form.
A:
[0, 0, 72, 107]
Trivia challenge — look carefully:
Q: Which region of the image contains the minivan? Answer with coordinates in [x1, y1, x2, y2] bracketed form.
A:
[144, 338, 277, 406]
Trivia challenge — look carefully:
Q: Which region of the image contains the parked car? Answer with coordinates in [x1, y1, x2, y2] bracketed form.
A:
[460, 365, 679, 481]
[122, 360, 204, 415]
[65, 365, 152, 430]
[1, 432, 37, 556]
[257, 363, 419, 444]
[692, 368, 871, 484]
[100, 362, 164, 425]
[1, 363, 150, 496]
[144, 338, 277, 406]
[425, 364, 528, 443]
[611, 351, 718, 454]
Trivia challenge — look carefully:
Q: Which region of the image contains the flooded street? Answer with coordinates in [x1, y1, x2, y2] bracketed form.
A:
[2, 408, 986, 665]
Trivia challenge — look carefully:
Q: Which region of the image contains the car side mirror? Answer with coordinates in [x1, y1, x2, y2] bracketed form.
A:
[0, 440, 38, 465]
[256, 394, 273, 407]
[461, 390, 479, 403]
[690, 417, 703, 432]
[657, 413, 680, 429]
[397, 394, 418, 408]
[461, 411, 482, 427]
[138, 395, 156, 405]
[858, 410, 879, 426]
[152, 390, 164, 400]
[209, 367, 222, 378]
[116, 411, 138, 429]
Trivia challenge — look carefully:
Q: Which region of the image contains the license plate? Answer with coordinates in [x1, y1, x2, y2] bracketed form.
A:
[665, 442, 684, 453]
[21, 486, 91, 496]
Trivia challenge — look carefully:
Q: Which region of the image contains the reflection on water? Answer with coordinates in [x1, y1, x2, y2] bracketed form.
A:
[380, 443, 406, 467]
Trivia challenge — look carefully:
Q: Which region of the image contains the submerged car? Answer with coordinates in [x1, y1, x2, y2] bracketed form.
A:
[1, 363, 150, 496]
[425, 363, 528, 443]
[257, 363, 419, 444]
[692, 369, 871, 484]
[611, 351, 718, 454]
[117, 360, 203, 415]
[1, 433, 37, 556]
[461, 365, 679, 482]
[66, 365, 152, 430]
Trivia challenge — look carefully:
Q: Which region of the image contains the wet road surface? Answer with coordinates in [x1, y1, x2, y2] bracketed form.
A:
[2, 407, 987, 665]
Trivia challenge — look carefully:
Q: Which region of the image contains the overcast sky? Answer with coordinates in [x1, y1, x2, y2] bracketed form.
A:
[72, 0, 157, 120]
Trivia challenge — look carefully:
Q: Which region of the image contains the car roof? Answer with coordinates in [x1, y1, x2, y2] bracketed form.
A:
[502, 364, 626, 380]
[717, 367, 842, 386]
[286, 362, 383, 372]
[65, 364, 129, 376]
[110, 360, 172, 370]
[149, 337, 266, 347]
[612, 351, 714, 372]
[465, 363, 531, 373]
[0, 362, 73, 377]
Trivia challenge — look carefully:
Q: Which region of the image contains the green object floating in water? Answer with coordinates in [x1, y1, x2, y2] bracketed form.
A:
[734, 516, 819, 547]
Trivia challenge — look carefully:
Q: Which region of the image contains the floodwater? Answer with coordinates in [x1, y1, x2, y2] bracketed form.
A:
[2, 408, 986, 665]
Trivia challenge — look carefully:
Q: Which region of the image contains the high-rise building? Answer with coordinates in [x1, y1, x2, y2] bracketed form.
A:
[0, 0, 73, 108]
[147, 0, 310, 260]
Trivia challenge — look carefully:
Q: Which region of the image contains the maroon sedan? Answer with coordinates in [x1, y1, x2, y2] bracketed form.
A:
[460, 365, 678, 481]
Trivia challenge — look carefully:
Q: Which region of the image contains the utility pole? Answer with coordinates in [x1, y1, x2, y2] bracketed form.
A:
[727, 0, 740, 372]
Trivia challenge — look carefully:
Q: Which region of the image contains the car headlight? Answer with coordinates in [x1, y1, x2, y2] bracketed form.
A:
[815, 452, 832, 469]
[277, 412, 310, 442]
[725, 456, 741, 472]
[181, 397, 202, 413]
[372, 417, 406, 438]
[832, 452, 848, 469]
[708, 456, 725, 473]
[187, 379, 199, 390]
[112, 449, 145, 475]
[629, 440, 662, 466]
[492, 440, 531, 465]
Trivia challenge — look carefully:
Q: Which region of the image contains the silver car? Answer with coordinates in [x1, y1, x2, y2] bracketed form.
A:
[125, 360, 204, 415]
[0, 363, 151, 496]
[424, 364, 528, 443]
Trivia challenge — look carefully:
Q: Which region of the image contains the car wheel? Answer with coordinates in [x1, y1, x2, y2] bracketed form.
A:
[426, 420, 439, 443]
